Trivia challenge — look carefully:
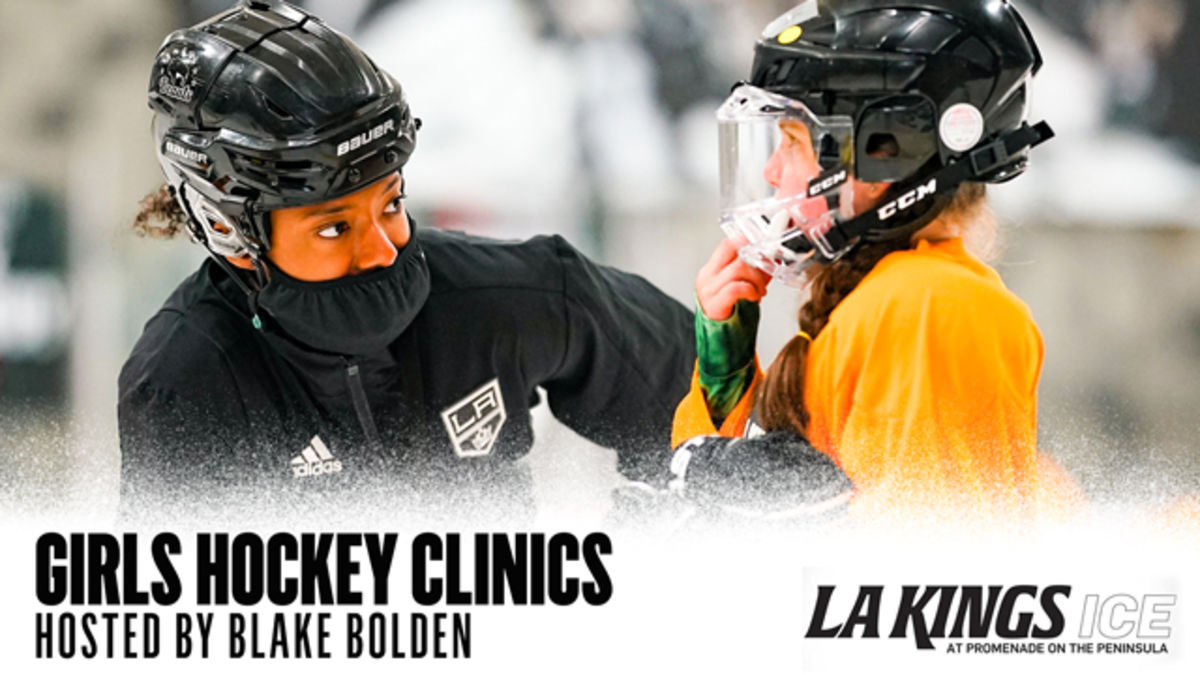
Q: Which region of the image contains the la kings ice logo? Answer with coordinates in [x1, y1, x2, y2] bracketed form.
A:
[801, 580, 1176, 660]
[440, 379, 506, 457]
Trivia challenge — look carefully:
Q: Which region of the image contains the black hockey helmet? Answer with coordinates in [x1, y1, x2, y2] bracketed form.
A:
[149, 0, 419, 262]
[719, 0, 1053, 283]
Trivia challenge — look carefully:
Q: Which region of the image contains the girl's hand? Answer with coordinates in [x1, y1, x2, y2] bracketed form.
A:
[695, 237, 771, 320]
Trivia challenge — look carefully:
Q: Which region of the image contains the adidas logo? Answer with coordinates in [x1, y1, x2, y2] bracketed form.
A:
[290, 435, 343, 478]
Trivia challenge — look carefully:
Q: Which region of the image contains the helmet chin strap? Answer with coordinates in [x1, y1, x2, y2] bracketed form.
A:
[785, 121, 1055, 260]
[197, 248, 271, 331]
[245, 252, 270, 331]
[230, 224, 272, 331]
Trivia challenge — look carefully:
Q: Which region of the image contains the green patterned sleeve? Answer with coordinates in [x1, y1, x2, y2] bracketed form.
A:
[695, 298, 760, 425]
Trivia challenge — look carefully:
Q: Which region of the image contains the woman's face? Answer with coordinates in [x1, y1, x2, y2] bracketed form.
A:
[266, 171, 409, 282]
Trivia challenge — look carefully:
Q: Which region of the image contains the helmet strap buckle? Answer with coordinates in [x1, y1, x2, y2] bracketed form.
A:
[968, 139, 1011, 177]
[809, 224, 852, 261]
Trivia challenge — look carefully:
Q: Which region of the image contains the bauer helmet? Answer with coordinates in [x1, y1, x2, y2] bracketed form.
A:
[148, 0, 418, 265]
[719, 0, 1053, 283]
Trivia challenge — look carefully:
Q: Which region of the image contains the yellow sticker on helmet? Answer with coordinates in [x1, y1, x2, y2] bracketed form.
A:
[778, 25, 803, 44]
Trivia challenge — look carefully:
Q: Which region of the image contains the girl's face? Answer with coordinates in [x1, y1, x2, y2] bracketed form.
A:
[266, 171, 409, 281]
[763, 120, 822, 201]
[763, 120, 891, 218]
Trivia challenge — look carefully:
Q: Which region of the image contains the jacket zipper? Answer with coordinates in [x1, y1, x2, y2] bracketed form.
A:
[344, 360, 383, 452]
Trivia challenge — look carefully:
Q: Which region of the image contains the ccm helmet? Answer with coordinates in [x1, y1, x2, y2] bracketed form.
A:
[719, 0, 1053, 283]
[149, 0, 418, 272]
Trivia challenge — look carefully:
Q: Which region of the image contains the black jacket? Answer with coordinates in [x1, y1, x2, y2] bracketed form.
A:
[118, 229, 694, 522]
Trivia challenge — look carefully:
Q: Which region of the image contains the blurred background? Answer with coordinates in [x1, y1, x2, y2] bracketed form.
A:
[2, 0, 1198, 524]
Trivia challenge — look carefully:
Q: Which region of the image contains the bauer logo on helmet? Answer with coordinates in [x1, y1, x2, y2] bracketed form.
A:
[336, 119, 396, 157]
[164, 140, 209, 167]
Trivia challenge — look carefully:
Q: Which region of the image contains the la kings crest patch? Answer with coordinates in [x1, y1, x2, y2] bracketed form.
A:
[440, 379, 506, 457]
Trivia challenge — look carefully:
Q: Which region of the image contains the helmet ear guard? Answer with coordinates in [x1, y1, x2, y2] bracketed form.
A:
[175, 183, 265, 260]
[854, 95, 939, 183]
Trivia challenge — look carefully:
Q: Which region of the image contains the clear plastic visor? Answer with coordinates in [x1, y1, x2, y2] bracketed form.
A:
[717, 85, 854, 285]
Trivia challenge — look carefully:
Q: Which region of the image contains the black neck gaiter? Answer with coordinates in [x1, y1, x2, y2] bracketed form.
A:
[255, 231, 431, 356]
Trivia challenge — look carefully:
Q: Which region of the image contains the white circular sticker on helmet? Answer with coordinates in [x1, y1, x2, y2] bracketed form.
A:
[939, 103, 985, 152]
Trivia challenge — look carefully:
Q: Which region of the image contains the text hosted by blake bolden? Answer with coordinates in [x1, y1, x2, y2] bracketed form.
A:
[34, 532, 613, 660]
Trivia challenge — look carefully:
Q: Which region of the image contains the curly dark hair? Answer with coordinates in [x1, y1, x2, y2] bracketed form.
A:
[132, 184, 190, 239]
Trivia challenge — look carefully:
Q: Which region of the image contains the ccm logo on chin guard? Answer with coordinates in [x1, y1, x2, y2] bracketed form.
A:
[808, 168, 848, 198]
[336, 119, 395, 157]
[877, 178, 937, 221]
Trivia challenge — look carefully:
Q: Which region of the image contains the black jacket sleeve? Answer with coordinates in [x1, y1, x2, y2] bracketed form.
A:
[117, 316, 258, 525]
[540, 237, 695, 484]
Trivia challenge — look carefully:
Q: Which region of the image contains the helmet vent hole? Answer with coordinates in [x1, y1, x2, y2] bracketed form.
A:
[275, 159, 314, 171]
[762, 62, 782, 84]
[865, 133, 900, 159]
[263, 97, 294, 120]
[276, 176, 309, 190]
[773, 59, 795, 83]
